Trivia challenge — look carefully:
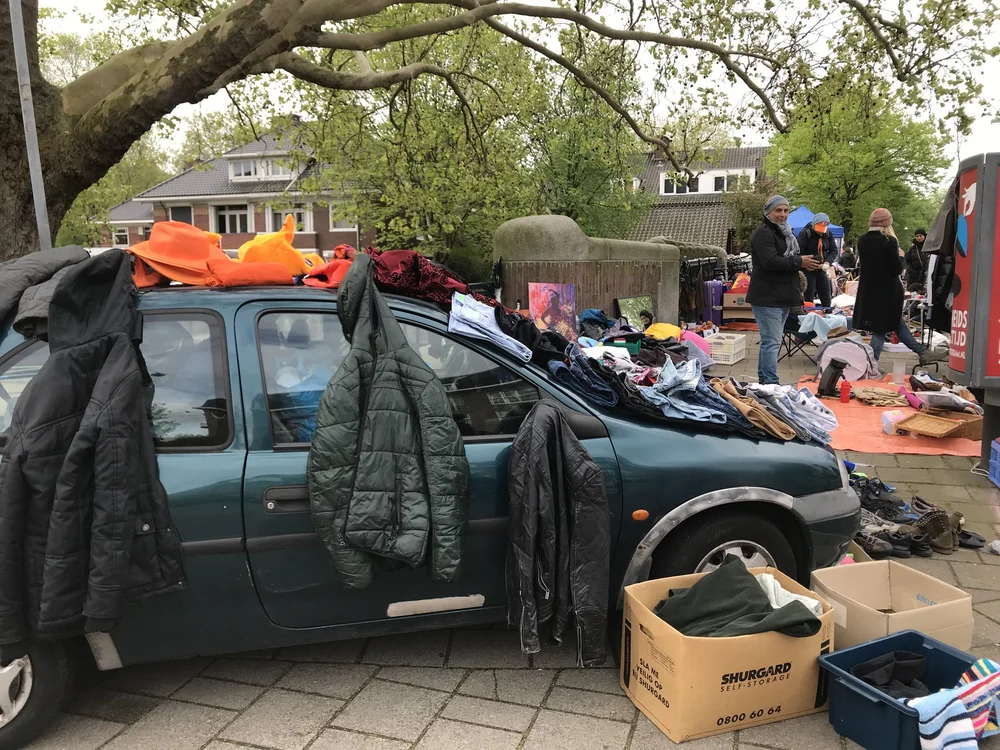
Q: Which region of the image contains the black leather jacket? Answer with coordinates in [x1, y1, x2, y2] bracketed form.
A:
[506, 402, 611, 666]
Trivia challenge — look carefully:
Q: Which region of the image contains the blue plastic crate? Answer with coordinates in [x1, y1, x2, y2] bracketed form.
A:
[818, 630, 976, 750]
[990, 439, 1000, 489]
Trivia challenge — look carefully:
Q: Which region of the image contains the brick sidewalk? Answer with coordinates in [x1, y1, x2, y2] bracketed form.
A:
[29, 337, 1000, 750]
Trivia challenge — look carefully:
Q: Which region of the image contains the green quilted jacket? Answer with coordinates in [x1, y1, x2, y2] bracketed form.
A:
[307, 253, 470, 589]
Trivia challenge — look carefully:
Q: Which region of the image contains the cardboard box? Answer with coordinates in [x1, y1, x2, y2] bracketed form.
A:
[723, 291, 755, 321]
[847, 540, 872, 563]
[620, 567, 834, 743]
[810, 560, 973, 651]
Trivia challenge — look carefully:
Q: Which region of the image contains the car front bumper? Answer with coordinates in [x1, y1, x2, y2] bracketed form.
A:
[792, 486, 861, 570]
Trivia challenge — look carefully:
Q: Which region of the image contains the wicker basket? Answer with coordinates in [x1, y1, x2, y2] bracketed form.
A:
[925, 408, 983, 441]
[894, 413, 964, 439]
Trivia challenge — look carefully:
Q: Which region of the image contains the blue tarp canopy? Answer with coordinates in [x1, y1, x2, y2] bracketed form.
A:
[788, 205, 844, 239]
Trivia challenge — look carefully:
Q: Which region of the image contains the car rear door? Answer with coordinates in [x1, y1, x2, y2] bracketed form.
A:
[235, 301, 622, 630]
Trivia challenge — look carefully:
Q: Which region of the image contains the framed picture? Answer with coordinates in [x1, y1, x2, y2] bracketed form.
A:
[615, 295, 654, 330]
[528, 282, 578, 341]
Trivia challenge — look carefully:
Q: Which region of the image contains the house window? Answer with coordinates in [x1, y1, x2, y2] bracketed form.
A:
[714, 176, 726, 192]
[675, 182, 688, 195]
[231, 159, 258, 180]
[267, 160, 293, 178]
[270, 204, 312, 232]
[169, 206, 192, 224]
[141, 225, 152, 240]
[111, 227, 129, 246]
[215, 205, 250, 234]
[660, 174, 675, 195]
[329, 206, 358, 231]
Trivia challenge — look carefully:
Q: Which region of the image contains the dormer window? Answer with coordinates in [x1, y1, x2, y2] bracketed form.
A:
[231, 159, 258, 180]
[268, 161, 292, 178]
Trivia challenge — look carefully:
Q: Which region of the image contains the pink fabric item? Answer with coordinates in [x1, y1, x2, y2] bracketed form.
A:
[898, 387, 924, 410]
[682, 330, 710, 353]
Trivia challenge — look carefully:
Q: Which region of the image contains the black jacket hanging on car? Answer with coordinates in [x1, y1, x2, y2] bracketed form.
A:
[506, 402, 611, 667]
[0, 250, 184, 658]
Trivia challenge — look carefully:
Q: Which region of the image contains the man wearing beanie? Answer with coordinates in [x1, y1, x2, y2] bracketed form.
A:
[748, 196, 822, 384]
[904, 227, 928, 292]
[854, 209, 945, 365]
[796, 211, 838, 307]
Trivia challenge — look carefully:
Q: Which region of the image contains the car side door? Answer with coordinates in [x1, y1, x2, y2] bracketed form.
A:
[236, 301, 622, 630]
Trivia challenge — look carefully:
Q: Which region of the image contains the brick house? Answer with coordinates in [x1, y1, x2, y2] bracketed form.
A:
[104, 135, 364, 254]
[630, 146, 770, 248]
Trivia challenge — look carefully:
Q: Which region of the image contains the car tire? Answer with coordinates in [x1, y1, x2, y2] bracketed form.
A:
[649, 510, 799, 580]
[0, 640, 74, 750]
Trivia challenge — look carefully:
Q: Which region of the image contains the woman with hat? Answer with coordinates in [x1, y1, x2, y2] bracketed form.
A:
[796, 212, 838, 307]
[853, 209, 945, 366]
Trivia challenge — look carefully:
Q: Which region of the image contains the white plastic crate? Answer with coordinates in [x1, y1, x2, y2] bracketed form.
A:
[705, 332, 746, 364]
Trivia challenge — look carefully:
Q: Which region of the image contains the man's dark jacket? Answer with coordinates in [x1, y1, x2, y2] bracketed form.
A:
[747, 220, 804, 308]
[506, 402, 611, 667]
[308, 253, 470, 590]
[0, 250, 184, 656]
[796, 226, 838, 264]
[904, 241, 926, 291]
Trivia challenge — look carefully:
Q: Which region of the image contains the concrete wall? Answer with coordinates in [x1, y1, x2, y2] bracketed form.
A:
[493, 215, 680, 323]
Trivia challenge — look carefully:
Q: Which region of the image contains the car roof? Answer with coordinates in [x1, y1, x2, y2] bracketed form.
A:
[135, 285, 451, 324]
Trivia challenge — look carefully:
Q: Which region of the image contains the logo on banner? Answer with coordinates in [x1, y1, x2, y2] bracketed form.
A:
[957, 182, 976, 258]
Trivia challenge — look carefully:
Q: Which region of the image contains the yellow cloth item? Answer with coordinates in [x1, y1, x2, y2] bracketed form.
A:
[644, 323, 683, 341]
[238, 214, 310, 275]
[302, 253, 325, 269]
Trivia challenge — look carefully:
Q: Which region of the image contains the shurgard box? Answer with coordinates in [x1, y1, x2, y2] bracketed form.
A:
[620, 567, 835, 743]
[810, 560, 973, 651]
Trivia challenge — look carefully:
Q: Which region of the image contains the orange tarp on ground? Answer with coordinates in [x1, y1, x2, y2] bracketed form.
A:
[797, 378, 980, 457]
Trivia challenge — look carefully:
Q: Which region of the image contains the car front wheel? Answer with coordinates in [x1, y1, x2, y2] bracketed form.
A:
[0, 640, 74, 750]
[649, 509, 799, 580]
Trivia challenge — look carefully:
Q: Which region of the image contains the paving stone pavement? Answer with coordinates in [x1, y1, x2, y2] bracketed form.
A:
[29, 335, 1000, 750]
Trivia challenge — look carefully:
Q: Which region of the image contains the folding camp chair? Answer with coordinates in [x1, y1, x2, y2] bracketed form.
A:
[778, 321, 817, 364]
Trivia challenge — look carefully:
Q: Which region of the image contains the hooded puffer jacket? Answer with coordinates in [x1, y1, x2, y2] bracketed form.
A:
[307, 253, 470, 590]
[0, 250, 184, 656]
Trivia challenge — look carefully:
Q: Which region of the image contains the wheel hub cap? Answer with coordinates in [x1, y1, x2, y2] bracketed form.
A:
[695, 541, 776, 574]
[0, 656, 32, 726]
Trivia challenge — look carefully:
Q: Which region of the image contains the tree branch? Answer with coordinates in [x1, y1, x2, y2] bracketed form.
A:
[838, 0, 905, 77]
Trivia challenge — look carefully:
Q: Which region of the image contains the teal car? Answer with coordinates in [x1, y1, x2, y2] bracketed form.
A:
[0, 286, 859, 747]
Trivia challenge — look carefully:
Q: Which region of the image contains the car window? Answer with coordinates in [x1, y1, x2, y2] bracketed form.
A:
[257, 313, 540, 445]
[0, 341, 49, 437]
[258, 311, 350, 446]
[143, 314, 231, 449]
[0, 312, 231, 451]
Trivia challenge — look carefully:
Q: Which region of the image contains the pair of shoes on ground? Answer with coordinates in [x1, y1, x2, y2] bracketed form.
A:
[911, 496, 986, 551]
[856, 529, 932, 559]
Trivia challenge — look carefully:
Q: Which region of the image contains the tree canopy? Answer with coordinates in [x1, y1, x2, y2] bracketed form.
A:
[0, 0, 995, 257]
[767, 77, 950, 240]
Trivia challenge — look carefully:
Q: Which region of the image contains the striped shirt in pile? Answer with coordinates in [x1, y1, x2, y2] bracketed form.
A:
[958, 658, 1000, 739]
[908, 690, 976, 750]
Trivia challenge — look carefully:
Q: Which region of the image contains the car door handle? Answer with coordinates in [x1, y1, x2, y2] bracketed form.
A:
[263, 485, 310, 513]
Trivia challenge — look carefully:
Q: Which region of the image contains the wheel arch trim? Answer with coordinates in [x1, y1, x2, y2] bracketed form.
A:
[618, 486, 802, 606]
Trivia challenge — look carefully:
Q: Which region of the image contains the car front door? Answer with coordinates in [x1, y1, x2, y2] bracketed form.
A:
[236, 301, 622, 630]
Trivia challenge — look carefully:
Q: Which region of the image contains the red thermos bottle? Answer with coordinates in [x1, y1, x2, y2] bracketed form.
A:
[840, 381, 851, 403]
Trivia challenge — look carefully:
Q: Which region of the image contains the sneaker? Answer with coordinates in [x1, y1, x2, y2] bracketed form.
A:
[908, 533, 933, 557]
[910, 496, 942, 515]
[861, 508, 898, 533]
[856, 532, 894, 560]
[919, 349, 947, 366]
[862, 497, 913, 524]
[876, 531, 913, 558]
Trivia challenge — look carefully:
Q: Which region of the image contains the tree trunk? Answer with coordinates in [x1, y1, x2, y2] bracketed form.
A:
[1, 0, 76, 258]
